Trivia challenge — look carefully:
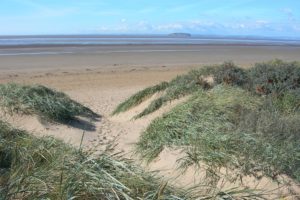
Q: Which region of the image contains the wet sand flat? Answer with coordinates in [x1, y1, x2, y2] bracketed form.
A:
[1, 44, 300, 74]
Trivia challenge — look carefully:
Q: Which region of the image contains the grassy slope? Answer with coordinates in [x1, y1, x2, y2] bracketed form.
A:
[137, 86, 261, 162]
[0, 121, 188, 200]
[0, 83, 99, 123]
[112, 81, 169, 115]
[114, 60, 300, 184]
[113, 66, 217, 118]
[138, 85, 300, 181]
[0, 121, 263, 200]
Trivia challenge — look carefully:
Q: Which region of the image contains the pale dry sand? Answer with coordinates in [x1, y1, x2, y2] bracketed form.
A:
[1, 45, 300, 198]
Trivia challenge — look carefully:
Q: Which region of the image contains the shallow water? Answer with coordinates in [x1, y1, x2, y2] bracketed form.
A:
[1, 35, 300, 47]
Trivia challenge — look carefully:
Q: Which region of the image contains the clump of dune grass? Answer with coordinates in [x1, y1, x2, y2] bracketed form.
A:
[0, 121, 264, 200]
[214, 61, 248, 86]
[249, 59, 300, 96]
[113, 66, 217, 118]
[112, 81, 169, 115]
[0, 83, 98, 123]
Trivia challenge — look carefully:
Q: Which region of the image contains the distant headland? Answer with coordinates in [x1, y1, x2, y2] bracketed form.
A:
[168, 33, 192, 37]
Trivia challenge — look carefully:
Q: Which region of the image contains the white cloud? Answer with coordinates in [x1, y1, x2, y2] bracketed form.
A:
[136, 21, 153, 31]
[91, 18, 300, 37]
[281, 8, 295, 21]
[154, 23, 184, 31]
[292, 24, 300, 31]
[281, 8, 293, 14]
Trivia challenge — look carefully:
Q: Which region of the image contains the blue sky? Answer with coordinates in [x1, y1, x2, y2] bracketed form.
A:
[0, 0, 300, 37]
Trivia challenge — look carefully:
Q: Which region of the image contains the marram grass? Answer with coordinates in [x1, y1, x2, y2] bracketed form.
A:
[0, 121, 264, 200]
[112, 81, 169, 115]
[0, 83, 98, 123]
[114, 60, 300, 185]
[136, 85, 261, 162]
[0, 121, 183, 199]
[114, 60, 300, 118]
[113, 65, 218, 118]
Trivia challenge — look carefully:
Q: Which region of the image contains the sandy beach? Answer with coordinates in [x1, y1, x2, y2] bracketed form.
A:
[1, 44, 300, 194]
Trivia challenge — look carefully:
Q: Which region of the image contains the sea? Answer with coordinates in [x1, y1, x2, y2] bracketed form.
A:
[0, 35, 300, 56]
[1, 35, 300, 46]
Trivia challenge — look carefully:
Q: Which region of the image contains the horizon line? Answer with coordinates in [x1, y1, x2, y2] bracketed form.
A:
[1, 33, 300, 40]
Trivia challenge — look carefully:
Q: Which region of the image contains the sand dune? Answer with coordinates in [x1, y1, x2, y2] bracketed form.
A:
[1, 66, 299, 198]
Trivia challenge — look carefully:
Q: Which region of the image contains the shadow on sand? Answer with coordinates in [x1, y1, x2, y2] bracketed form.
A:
[68, 109, 102, 131]
[67, 116, 101, 131]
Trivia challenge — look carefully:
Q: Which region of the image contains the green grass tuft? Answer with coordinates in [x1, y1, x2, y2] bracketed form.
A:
[112, 81, 169, 115]
[248, 59, 300, 95]
[214, 61, 249, 86]
[134, 96, 165, 119]
[132, 67, 217, 118]
[0, 83, 98, 123]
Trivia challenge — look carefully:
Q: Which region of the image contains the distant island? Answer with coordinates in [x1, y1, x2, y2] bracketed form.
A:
[168, 33, 191, 38]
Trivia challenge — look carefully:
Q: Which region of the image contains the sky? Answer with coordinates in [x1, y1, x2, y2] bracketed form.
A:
[0, 0, 300, 37]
